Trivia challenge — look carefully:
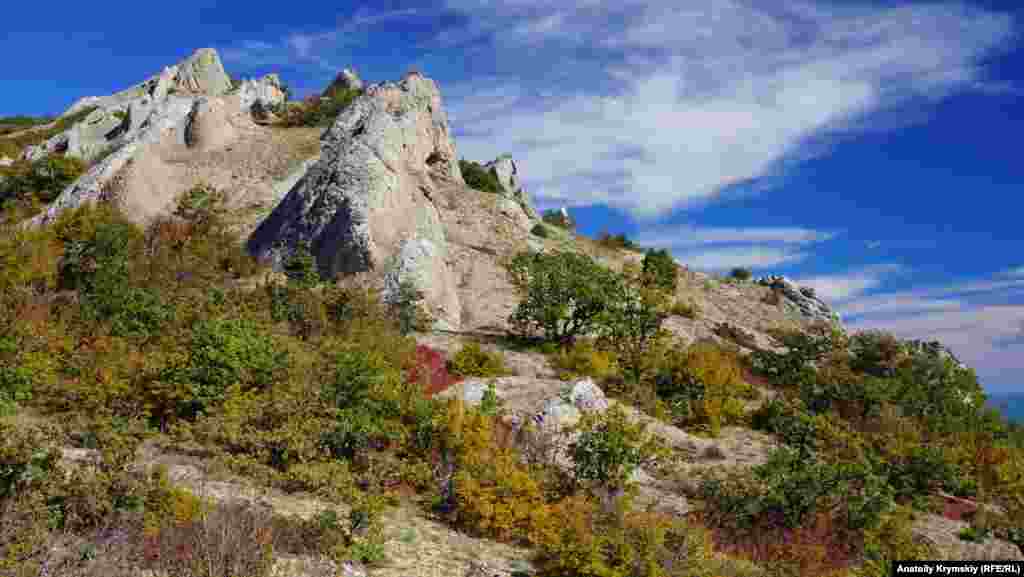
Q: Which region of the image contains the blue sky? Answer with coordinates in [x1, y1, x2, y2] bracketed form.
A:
[3, 0, 1023, 395]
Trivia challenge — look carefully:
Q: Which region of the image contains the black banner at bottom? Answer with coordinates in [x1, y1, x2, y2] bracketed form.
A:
[893, 561, 1023, 575]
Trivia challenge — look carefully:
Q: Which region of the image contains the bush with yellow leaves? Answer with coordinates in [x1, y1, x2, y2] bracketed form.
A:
[655, 340, 755, 436]
[550, 338, 620, 381]
[439, 397, 547, 543]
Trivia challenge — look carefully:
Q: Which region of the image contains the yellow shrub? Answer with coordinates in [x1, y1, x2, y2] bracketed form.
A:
[550, 338, 619, 381]
[529, 494, 709, 577]
[448, 342, 512, 379]
[445, 405, 547, 542]
[658, 340, 752, 437]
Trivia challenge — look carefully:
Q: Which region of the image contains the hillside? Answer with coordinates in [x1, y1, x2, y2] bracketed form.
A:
[1, 48, 1023, 577]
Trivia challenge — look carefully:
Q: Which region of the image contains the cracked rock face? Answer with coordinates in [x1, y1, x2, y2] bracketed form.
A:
[22, 48, 283, 229]
[485, 154, 539, 227]
[757, 275, 843, 327]
[247, 72, 465, 330]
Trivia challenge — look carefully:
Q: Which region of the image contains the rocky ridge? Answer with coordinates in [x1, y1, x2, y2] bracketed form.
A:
[22, 48, 288, 229]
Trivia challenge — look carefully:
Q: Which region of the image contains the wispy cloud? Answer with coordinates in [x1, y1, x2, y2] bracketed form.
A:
[835, 270, 1024, 393]
[437, 0, 1015, 218]
[627, 224, 833, 272]
[634, 226, 835, 249]
[220, 7, 420, 74]
[797, 264, 905, 302]
[676, 246, 810, 271]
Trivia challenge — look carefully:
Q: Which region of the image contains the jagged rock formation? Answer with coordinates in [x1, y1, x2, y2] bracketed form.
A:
[61, 48, 233, 118]
[248, 72, 465, 330]
[323, 68, 364, 97]
[237, 73, 286, 118]
[757, 275, 842, 327]
[23, 49, 290, 228]
[485, 154, 539, 228]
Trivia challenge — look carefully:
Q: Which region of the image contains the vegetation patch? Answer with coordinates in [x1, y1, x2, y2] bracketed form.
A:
[459, 159, 503, 194]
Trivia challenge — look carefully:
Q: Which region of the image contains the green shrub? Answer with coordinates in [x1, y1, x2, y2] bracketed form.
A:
[886, 445, 961, 500]
[655, 341, 752, 436]
[0, 156, 86, 205]
[669, 299, 699, 319]
[596, 262, 672, 383]
[59, 217, 173, 338]
[159, 317, 288, 420]
[447, 342, 511, 379]
[642, 249, 678, 293]
[459, 159, 503, 193]
[384, 278, 432, 335]
[173, 183, 228, 231]
[730, 267, 753, 281]
[541, 209, 573, 230]
[596, 231, 641, 252]
[507, 250, 620, 346]
[700, 446, 893, 533]
[320, 345, 409, 459]
[530, 223, 548, 238]
[282, 240, 321, 287]
[550, 339, 619, 381]
[568, 403, 668, 491]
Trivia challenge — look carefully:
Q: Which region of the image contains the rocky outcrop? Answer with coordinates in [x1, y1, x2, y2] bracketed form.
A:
[20, 49, 296, 228]
[22, 106, 130, 164]
[248, 72, 465, 330]
[62, 48, 233, 119]
[484, 154, 539, 227]
[236, 73, 286, 118]
[25, 96, 198, 228]
[757, 275, 842, 327]
[323, 68, 363, 97]
[485, 155, 519, 193]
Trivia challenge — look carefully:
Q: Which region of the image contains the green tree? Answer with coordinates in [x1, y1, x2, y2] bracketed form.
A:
[596, 262, 672, 383]
[641, 248, 678, 293]
[507, 250, 618, 347]
[729, 267, 752, 281]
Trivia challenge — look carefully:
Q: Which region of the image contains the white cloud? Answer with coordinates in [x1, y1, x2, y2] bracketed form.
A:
[438, 0, 1014, 218]
[221, 7, 420, 73]
[624, 224, 832, 272]
[796, 264, 904, 302]
[676, 246, 809, 271]
[634, 226, 834, 249]
[835, 270, 1024, 394]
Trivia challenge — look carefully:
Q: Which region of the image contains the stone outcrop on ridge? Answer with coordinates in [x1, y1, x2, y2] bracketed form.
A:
[757, 275, 842, 327]
[61, 48, 233, 118]
[247, 72, 465, 330]
[484, 154, 540, 227]
[323, 68, 364, 97]
[23, 49, 288, 228]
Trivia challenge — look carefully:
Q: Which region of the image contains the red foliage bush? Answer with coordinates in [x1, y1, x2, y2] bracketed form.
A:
[406, 344, 460, 397]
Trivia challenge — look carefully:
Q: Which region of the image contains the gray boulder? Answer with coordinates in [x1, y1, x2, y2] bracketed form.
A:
[61, 48, 233, 120]
[236, 73, 286, 116]
[247, 72, 465, 330]
[484, 155, 519, 193]
[25, 96, 199, 228]
[484, 154, 539, 226]
[757, 275, 843, 327]
[173, 48, 232, 95]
